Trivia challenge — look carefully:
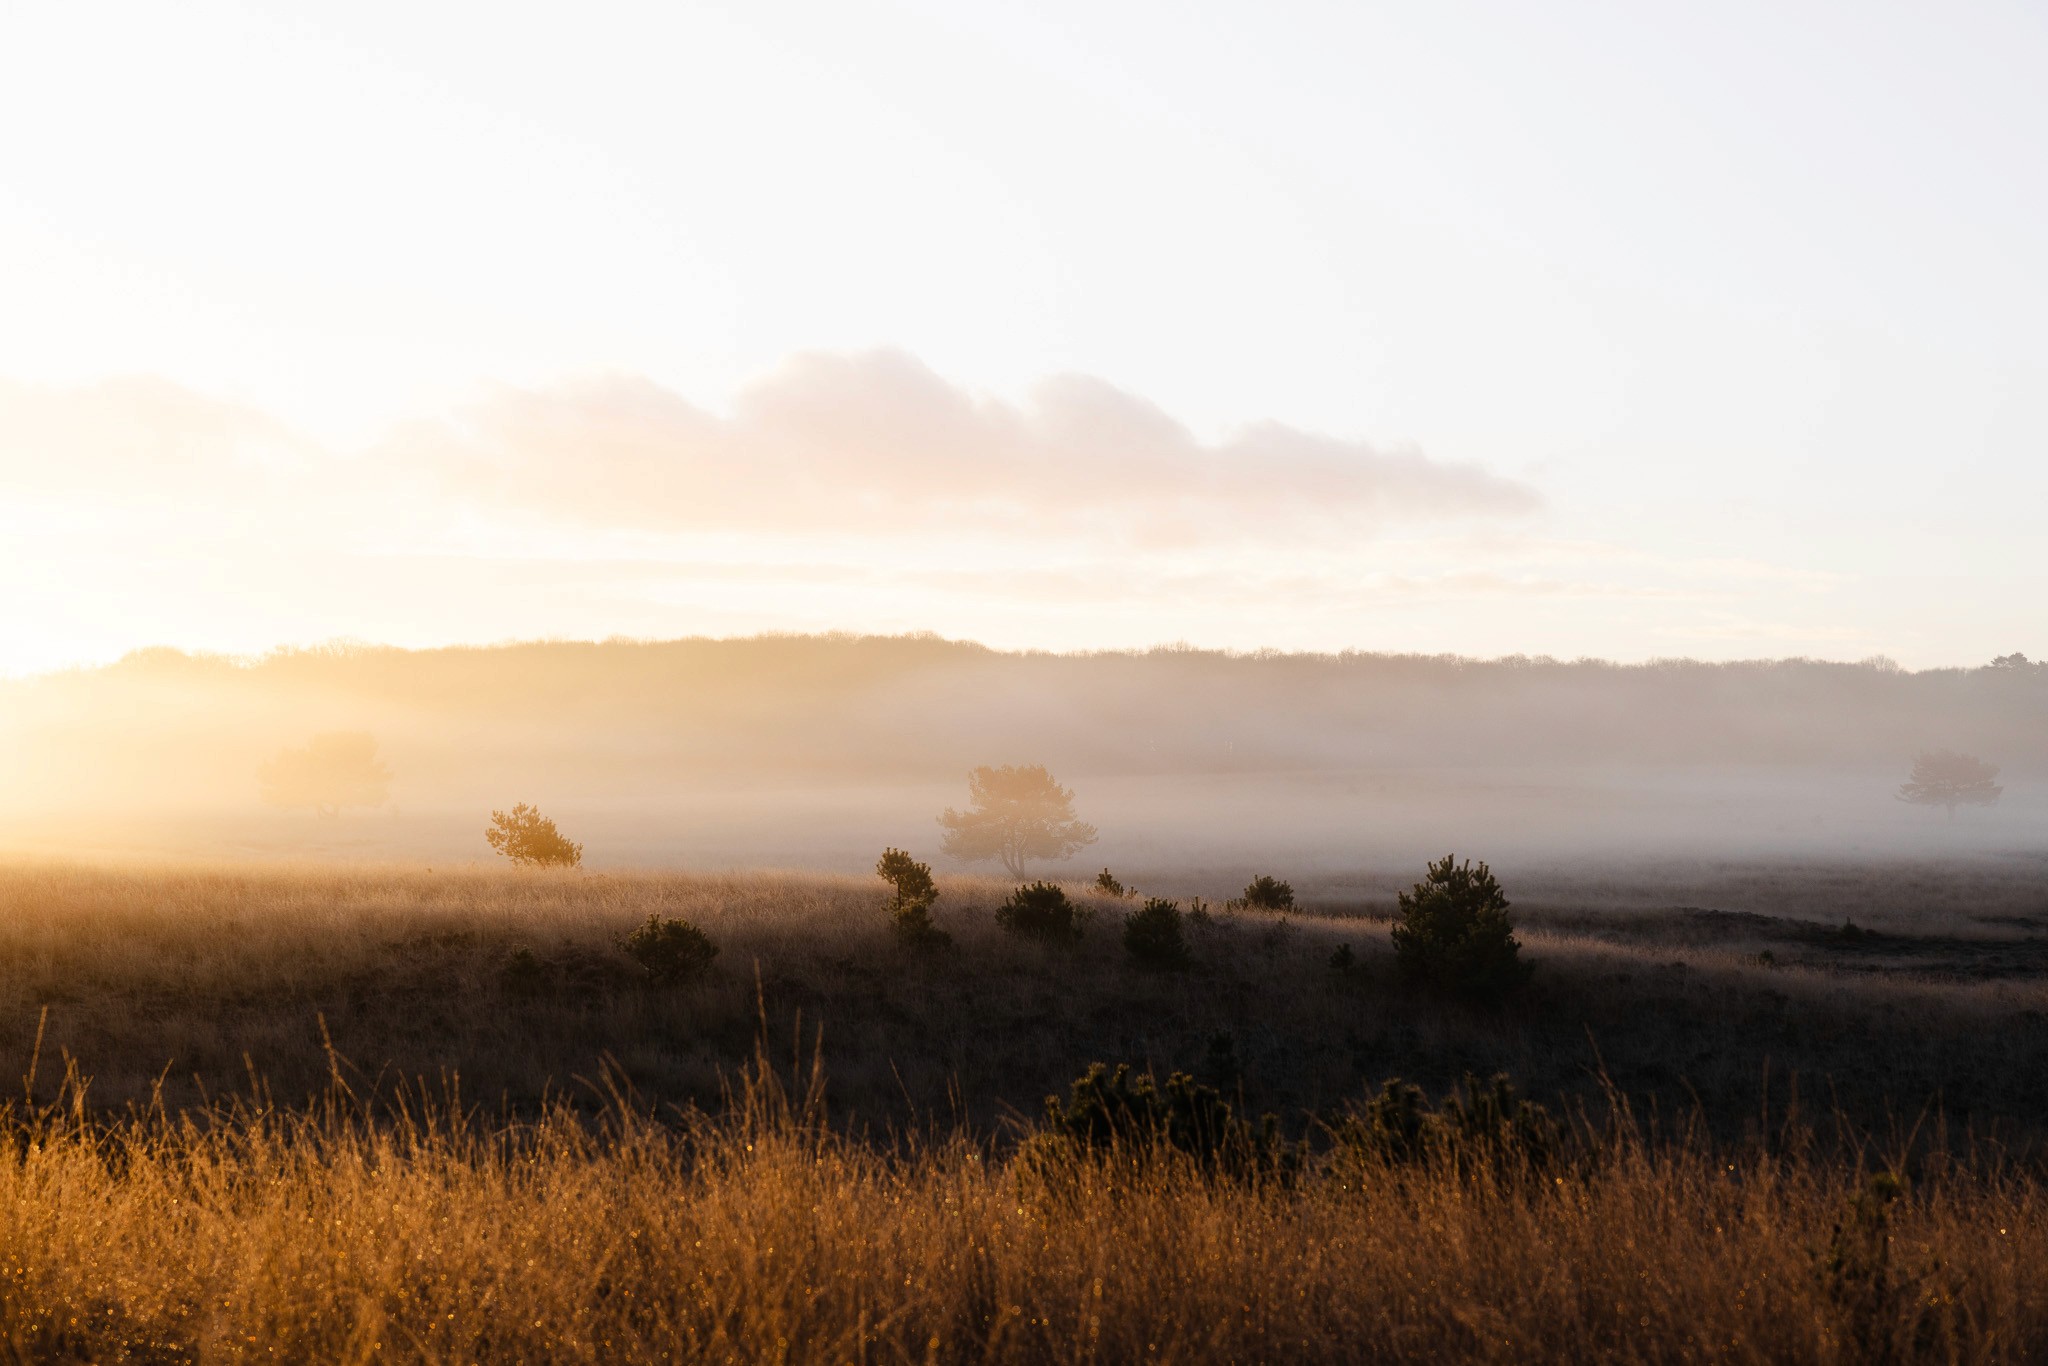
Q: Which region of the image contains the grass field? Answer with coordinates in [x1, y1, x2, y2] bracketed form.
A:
[0, 855, 2045, 1360]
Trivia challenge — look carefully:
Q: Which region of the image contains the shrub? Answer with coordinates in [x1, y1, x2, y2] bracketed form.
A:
[1328, 943, 1356, 973]
[617, 914, 719, 986]
[1239, 875, 1295, 911]
[1123, 897, 1190, 970]
[484, 803, 583, 868]
[499, 948, 550, 997]
[1036, 1062, 1292, 1177]
[1093, 868, 1131, 898]
[1333, 1072, 1558, 1171]
[996, 881, 1087, 946]
[876, 847, 949, 949]
[1389, 854, 1529, 1002]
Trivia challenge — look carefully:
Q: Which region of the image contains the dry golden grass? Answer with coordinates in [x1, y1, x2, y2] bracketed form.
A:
[0, 1049, 2040, 1364]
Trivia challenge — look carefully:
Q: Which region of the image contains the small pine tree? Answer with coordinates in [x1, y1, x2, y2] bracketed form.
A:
[1094, 868, 1130, 898]
[996, 881, 1087, 946]
[876, 847, 949, 949]
[484, 803, 583, 868]
[1123, 896, 1190, 970]
[1239, 875, 1295, 911]
[1389, 854, 1529, 1002]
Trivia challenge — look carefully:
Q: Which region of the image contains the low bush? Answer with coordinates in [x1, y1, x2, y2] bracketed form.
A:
[996, 881, 1088, 946]
[1332, 1072, 1558, 1171]
[1123, 896, 1191, 969]
[1036, 1062, 1293, 1177]
[617, 914, 719, 986]
[499, 947, 551, 996]
[1239, 875, 1295, 911]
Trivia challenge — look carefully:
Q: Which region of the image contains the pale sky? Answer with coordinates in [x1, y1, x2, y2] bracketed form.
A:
[2, 0, 2043, 675]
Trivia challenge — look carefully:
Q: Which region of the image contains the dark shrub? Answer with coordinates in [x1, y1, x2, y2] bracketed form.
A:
[997, 881, 1087, 946]
[1202, 1032, 1241, 1089]
[617, 914, 719, 986]
[1333, 1072, 1557, 1171]
[1240, 875, 1295, 911]
[1123, 897, 1190, 969]
[1389, 854, 1529, 1002]
[1328, 942, 1356, 973]
[1036, 1062, 1292, 1177]
[500, 948, 550, 996]
[1823, 1172, 1909, 1360]
[876, 847, 949, 949]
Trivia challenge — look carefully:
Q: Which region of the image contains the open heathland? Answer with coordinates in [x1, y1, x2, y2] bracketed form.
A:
[4, 857, 2048, 1140]
[0, 855, 2044, 1361]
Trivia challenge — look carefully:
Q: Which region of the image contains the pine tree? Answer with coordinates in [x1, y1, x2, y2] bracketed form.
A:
[1390, 855, 1529, 1002]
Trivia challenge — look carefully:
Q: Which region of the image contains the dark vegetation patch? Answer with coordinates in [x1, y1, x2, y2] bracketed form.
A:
[4, 860, 2048, 1152]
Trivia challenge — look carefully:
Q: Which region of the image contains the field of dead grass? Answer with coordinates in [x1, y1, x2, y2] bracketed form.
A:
[0, 1046, 2040, 1363]
[0, 857, 2042, 1360]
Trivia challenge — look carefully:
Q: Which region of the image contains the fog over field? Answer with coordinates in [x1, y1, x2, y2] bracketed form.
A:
[3, 634, 2040, 881]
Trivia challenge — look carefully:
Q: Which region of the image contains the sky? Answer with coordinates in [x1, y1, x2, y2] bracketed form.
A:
[1, 0, 2044, 676]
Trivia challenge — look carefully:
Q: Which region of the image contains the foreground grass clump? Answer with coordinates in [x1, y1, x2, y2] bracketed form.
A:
[0, 1057, 2043, 1363]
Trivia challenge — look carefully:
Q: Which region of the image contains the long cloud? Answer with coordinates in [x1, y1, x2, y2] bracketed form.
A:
[378, 349, 1539, 540]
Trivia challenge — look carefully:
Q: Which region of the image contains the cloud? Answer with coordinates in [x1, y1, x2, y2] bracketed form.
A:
[0, 377, 313, 497]
[381, 349, 1539, 541]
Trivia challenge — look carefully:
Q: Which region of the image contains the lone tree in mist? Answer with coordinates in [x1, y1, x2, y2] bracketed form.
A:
[257, 732, 392, 818]
[485, 803, 583, 868]
[938, 764, 1097, 878]
[1897, 751, 2002, 821]
[1390, 855, 1530, 1003]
